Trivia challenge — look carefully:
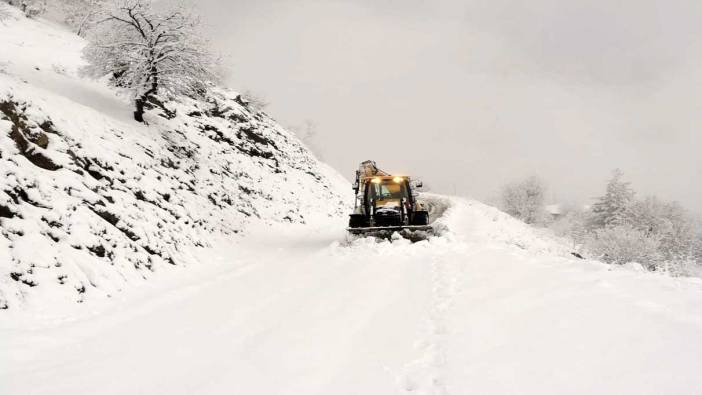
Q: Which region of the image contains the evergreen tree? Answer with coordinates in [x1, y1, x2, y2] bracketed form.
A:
[590, 169, 635, 229]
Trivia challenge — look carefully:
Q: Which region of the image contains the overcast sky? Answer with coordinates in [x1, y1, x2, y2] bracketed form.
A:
[190, 0, 701, 212]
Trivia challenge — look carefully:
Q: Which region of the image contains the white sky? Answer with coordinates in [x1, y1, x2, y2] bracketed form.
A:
[191, 0, 701, 212]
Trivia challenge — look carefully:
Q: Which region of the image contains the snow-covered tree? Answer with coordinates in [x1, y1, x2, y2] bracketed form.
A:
[500, 176, 547, 225]
[589, 169, 635, 229]
[57, 0, 105, 36]
[82, 0, 219, 122]
[2, 0, 46, 17]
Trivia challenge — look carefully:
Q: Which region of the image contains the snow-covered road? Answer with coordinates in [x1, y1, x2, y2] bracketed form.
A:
[3, 197, 702, 395]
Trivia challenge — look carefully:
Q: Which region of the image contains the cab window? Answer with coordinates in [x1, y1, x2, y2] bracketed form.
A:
[367, 180, 409, 201]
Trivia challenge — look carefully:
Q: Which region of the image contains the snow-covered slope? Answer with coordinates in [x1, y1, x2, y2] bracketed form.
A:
[0, 8, 348, 309]
[3, 195, 702, 395]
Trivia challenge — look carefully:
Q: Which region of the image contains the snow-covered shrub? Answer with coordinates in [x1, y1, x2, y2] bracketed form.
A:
[2, 0, 46, 17]
[586, 225, 662, 268]
[589, 169, 635, 229]
[82, 0, 219, 122]
[657, 259, 700, 277]
[500, 176, 547, 225]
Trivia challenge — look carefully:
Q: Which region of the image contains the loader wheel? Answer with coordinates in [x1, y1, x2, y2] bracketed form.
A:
[348, 214, 368, 228]
[412, 211, 429, 226]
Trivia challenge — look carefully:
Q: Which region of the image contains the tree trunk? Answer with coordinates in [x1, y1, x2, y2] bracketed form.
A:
[133, 97, 146, 123]
[133, 75, 159, 123]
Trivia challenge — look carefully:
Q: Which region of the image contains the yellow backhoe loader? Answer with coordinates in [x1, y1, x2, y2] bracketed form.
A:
[347, 161, 432, 238]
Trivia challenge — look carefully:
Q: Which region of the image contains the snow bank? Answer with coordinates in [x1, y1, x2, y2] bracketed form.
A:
[0, 7, 349, 309]
[428, 195, 573, 256]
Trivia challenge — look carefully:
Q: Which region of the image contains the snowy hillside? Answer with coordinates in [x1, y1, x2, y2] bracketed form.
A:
[0, 7, 348, 309]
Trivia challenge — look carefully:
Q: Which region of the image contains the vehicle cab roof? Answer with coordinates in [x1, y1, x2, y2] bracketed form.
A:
[362, 175, 410, 180]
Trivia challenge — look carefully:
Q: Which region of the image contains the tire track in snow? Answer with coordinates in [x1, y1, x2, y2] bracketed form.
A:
[398, 251, 461, 394]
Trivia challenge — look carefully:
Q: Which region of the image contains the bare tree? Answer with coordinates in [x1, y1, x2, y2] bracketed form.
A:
[500, 176, 547, 225]
[291, 119, 324, 160]
[240, 90, 269, 113]
[300, 120, 317, 145]
[83, 0, 219, 122]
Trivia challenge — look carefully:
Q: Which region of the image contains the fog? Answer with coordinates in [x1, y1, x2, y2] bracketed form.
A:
[191, 0, 701, 212]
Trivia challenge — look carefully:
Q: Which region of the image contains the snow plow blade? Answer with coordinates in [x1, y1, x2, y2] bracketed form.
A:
[347, 225, 433, 241]
[347, 225, 432, 234]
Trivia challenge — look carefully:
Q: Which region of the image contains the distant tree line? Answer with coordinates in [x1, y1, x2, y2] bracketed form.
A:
[501, 170, 701, 276]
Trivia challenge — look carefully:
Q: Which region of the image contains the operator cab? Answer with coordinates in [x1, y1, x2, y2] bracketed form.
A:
[365, 176, 411, 208]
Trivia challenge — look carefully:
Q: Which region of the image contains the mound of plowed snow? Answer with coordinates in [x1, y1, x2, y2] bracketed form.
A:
[431, 195, 573, 256]
[0, 7, 349, 309]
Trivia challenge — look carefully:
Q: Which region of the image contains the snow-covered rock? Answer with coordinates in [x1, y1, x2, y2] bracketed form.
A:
[0, 6, 349, 309]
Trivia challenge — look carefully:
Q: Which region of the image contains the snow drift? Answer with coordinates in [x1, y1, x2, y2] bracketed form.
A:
[0, 7, 348, 309]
